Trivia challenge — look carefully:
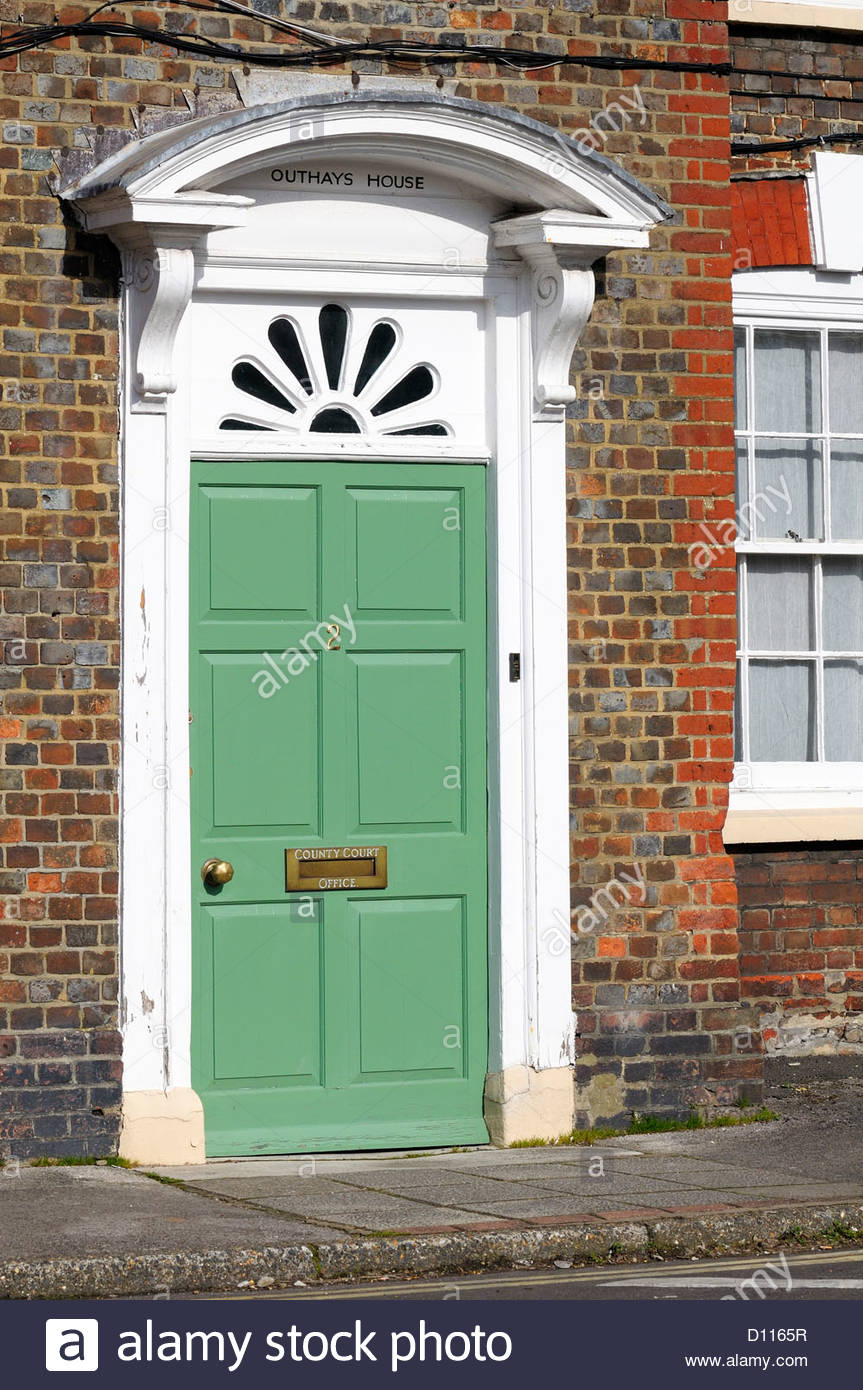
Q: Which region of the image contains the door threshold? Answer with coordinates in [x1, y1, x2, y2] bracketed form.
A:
[193, 1143, 493, 1168]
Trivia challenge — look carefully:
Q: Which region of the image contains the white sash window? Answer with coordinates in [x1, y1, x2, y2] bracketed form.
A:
[734, 324, 863, 763]
[727, 273, 863, 843]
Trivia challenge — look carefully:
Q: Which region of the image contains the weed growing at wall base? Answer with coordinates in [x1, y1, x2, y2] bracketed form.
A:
[510, 1108, 778, 1146]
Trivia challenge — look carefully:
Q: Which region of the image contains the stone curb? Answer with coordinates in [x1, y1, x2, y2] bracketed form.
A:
[2, 1200, 862, 1299]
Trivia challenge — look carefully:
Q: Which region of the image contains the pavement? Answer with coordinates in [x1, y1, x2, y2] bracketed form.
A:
[2, 1075, 862, 1298]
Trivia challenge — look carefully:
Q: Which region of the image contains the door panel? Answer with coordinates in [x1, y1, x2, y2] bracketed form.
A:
[350, 486, 463, 617]
[206, 654, 321, 830]
[190, 460, 487, 1155]
[206, 485, 319, 615]
[354, 897, 466, 1079]
[209, 903, 323, 1084]
[352, 653, 463, 829]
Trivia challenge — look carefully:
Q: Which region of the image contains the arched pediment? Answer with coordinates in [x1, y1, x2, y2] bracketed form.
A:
[58, 93, 670, 413]
[60, 92, 669, 230]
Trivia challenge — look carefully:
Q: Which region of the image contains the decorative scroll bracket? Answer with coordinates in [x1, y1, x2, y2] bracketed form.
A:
[65, 192, 250, 415]
[521, 246, 595, 421]
[120, 237, 196, 413]
[494, 210, 653, 422]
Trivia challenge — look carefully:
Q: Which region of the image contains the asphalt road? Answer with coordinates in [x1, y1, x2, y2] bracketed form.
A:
[186, 1247, 863, 1301]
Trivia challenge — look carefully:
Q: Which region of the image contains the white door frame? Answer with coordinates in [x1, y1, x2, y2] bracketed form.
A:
[61, 94, 667, 1162]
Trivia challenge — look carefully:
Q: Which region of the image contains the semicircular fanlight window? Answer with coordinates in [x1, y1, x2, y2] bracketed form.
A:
[220, 308, 450, 437]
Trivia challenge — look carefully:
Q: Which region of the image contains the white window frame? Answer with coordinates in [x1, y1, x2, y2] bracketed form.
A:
[727, 268, 863, 844]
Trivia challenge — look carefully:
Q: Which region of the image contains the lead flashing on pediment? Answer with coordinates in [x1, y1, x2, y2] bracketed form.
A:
[56, 92, 672, 231]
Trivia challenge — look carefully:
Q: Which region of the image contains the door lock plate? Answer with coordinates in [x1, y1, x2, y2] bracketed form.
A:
[285, 845, 387, 892]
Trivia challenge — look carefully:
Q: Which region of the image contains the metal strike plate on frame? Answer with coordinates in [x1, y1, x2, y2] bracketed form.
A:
[285, 846, 388, 892]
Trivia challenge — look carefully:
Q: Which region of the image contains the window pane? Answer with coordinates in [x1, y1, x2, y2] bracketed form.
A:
[734, 327, 747, 431]
[824, 661, 863, 760]
[753, 329, 821, 434]
[823, 558, 863, 651]
[828, 332, 863, 433]
[749, 661, 815, 760]
[735, 437, 748, 520]
[747, 557, 813, 651]
[752, 439, 821, 539]
[829, 445, 863, 540]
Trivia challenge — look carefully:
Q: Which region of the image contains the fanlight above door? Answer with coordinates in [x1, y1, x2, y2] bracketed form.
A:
[220, 303, 450, 437]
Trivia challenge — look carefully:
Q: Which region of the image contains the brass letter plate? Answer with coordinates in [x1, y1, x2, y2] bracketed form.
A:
[285, 845, 388, 892]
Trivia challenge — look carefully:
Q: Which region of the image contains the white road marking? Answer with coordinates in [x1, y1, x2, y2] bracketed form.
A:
[600, 1276, 863, 1289]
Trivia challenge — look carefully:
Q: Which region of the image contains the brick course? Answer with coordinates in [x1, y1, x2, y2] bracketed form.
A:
[735, 848, 863, 1056]
[731, 24, 863, 171]
[0, 0, 755, 1155]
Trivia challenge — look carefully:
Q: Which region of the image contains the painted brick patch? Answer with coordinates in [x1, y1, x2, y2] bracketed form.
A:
[730, 176, 812, 269]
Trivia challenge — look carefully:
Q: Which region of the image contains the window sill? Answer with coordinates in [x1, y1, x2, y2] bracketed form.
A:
[723, 786, 863, 846]
[733, 0, 863, 31]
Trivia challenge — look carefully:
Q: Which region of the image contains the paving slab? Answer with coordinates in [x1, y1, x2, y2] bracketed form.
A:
[484, 1170, 697, 1196]
[607, 1157, 809, 1187]
[248, 1194, 494, 1230]
[0, 1165, 343, 1262]
[178, 1176, 376, 1200]
[423, 1196, 620, 1220]
[333, 1175, 604, 1202]
[605, 1122, 863, 1183]
[145, 1116, 863, 1240]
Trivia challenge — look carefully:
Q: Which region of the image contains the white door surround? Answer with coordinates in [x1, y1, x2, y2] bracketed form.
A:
[61, 93, 668, 1163]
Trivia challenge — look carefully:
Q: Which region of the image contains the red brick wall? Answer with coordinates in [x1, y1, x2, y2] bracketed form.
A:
[736, 849, 863, 1057]
[0, 0, 751, 1156]
[729, 24, 863, 1073]
[0, 207, 121, 1156]
[567, 6, 754, 1122]
[731, 24, 863, 173]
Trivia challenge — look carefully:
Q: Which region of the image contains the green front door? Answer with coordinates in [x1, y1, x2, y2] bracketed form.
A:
[189, 460, 488, 1154]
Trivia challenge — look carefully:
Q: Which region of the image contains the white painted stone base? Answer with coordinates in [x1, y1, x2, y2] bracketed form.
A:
[483, 1065, 574, 1146]
[119, 1088, 206, 1166]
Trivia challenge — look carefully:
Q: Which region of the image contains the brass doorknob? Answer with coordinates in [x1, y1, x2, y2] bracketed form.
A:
[201, 858, 234, 887]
